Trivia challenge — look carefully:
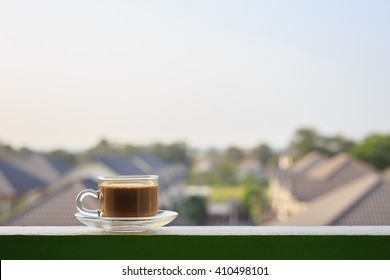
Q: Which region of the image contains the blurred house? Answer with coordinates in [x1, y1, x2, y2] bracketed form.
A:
[0, 154, 70, 216]
[278, 152, 294, 170]
[237, 158, 265, 180]
[0, 159, 46, 215]
[183, 186, 242, 225]
[184, 185, 211, 198]
[192, 157, 214, 173]
[333, 168, 390, 225]
[10, 154, 70, 183]
[207, 201, 240, 225]
[289, 151, 327, 174]
[2, 179, 97, 226]
[94, 153, 187, 210]
[2, 152, 187, 226]
[290, 153, 374, 201]
[266, 152, 390, 225]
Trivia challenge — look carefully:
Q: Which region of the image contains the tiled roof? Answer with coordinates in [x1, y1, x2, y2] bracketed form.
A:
[157, 163, 187, 192]
[306, 153, 352, 181]
[96, 153, 186, 192]
[332, 176, 390, 225]
[80, 178, 98, 190]
[96, 155, 145, 175]
[0, 160, 46, 194]
[278, 153, 375, 201]
[383, 168, 390, 181]
[0, 170, 15, 196]
[291, 151, 328, 174]
[10, 154, 69, 183]
[97, 153, 167, 175]
[3, 180, 97, 226]
[267, 174, 382, 226]
[46, 157, 71, 174]
[268, 154, 390, 226]
[135, 152, 166, 170]
[1, 153, 187, 226]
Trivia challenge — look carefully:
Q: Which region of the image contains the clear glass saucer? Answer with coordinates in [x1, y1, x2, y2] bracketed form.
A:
[75, 210, 178, 232]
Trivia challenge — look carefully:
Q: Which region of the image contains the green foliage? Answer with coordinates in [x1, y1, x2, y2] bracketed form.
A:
[251, 143, 273, 166]
[0, 142, 34, 158]
[350, 134, 390, 170]
[0, 142, 15, 158]
[289, 128, 390, 170]
[1, 139, 190, 169]
[188, 161, 238, 186]
[48, 149, 77, 165]
[82, 139, 121, 159]
[209, 161, 237, 185]
[209, 185, 246, 202]
[188, 144, 273, 186]
[289, 128, 318, 159]
[17, 147, 33, 156]
[222, 146, 244, 163]
[146, 142, 189, 165]
[289, 128, 355, 160]
[242, 175, 269, 225]
[80, 139, 189, 165]
[323, 135, 355, 155]
[183, 196, 208, 225]
[187, 169, 208, 185]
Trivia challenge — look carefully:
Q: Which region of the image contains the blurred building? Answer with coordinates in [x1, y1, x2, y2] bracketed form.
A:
[207, 201, 241, 225]
[237, 158, 265, 180]
[1, 152, 187, 226]
[267, 152, 390, 225]
[1, 179, 97, 226]
[10, 154, 70, 183]
[0, 155, 70, 216]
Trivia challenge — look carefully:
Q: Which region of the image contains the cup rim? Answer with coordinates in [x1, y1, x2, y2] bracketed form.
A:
[98, 175, 158, 181]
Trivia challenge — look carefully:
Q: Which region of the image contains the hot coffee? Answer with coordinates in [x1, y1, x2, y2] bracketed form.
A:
[98, 185, 158, 217]
[76, 175, 159, 218]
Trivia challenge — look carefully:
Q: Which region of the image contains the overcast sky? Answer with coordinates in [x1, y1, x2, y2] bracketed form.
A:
[1, 0, 389, 151]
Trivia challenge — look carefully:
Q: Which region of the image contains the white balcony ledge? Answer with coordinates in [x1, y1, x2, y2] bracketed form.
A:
[1, 226, 390, 236]
[1, 226, 390, 260]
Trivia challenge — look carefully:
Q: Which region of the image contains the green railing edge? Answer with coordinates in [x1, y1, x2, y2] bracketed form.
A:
[1, 234, 389, 260]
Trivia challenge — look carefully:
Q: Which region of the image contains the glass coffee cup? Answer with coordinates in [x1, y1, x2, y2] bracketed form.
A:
[76, 175, 158, 217]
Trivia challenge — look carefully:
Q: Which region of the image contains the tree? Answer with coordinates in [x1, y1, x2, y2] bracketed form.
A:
[320, 135, 355, 155]
[0, 142, 15, 158]
[84, 139, 113, 157]
[350, 134, 390, 170]
[17, 147, 33, 156]
[147, 142, 189, 165]
[0, 143, 34, 158]
[48, 149, 77, 165]
[184, 196, 208, 225]
[242, 175, 269, 225]
[209, 161, 237, 185]
[122, 144, 139, 155]
[251, 143, 273, 166]
[289, 128, 319, 159]
[222, 146, 244, 163]
[289, 128, 355, 159]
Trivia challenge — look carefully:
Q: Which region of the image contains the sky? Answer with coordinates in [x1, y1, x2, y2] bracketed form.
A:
[0, 0, 389, 151]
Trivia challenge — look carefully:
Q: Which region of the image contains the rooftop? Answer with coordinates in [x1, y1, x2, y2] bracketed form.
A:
[3, 180, 97, 226]
[0, 159, 46, 195]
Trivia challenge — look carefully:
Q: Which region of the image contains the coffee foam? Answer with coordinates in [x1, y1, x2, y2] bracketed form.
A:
[100, 183, 158, 188]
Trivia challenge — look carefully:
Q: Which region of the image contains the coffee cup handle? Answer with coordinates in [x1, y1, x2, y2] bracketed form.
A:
[76, 189, 99, 217]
